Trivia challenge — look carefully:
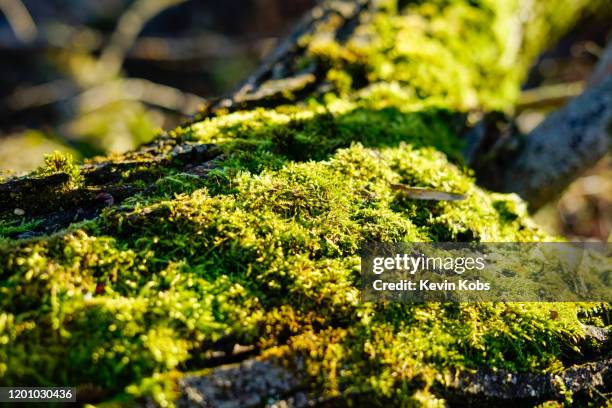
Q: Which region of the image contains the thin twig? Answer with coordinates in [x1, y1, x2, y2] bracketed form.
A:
[6, 77, 206, 115]
[77, 78, 207, 114]
[516, 81, 584, 112]
[0, 0, 37, 43]
[99, 0, 189, 77]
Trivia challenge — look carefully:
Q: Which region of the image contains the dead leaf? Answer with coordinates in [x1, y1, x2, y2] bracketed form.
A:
[391, 184, 466, 201]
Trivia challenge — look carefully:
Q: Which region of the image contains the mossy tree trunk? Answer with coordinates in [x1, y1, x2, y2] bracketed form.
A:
[0, 0, 610, 406]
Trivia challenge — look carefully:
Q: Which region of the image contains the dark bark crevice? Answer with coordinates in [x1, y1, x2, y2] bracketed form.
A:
[0, 142, 223, 237]
[172, 356, 612, 408]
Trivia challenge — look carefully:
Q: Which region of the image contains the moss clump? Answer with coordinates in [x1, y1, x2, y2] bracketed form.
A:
[34, 151, 84, 189]
[306, 0, 605, 111]
[0, 144, 607, 406]
[187, 0, 602, 115]
[0, 219, 42, 239]
[0, 0, 610, 406]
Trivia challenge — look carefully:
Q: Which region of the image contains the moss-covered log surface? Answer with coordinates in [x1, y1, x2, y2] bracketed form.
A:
[1, 0, 611, 406]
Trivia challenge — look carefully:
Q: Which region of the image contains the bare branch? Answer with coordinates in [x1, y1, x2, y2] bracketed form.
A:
[516, 81, 584, 112]
[99, 0, 189, 78]
[77, 78, 207, 114]
[499, 65, 612, 210]
[6, 78, 206, 115]
[0, 0, 36, 43]
[588, 41, 612, 89]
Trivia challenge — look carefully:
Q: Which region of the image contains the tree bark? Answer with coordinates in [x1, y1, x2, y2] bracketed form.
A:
[500, 76, 611, 210]
[474, 43, 612, 210]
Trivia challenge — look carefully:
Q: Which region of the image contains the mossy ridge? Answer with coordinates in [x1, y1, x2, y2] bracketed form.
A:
[306, 0, 603, 110]
[0, 0, 610, 406]
[1, 0, 602, 222]
[0, 144, 606, 406]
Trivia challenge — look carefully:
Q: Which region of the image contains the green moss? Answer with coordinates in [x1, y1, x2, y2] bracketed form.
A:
[0, 0, 610, 406]
[306, 0, 605, 111]
[0, 144, 607, 405]
[0, 219, 42, 240]
[34, 151, 84, 189]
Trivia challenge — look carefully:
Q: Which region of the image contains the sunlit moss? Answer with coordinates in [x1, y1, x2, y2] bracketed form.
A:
[0, 0, 610, 406]
[0, 144, 605, 405]
[35, 151, 84, 189]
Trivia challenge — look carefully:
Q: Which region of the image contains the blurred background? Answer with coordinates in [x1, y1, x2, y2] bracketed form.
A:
[0, 0, 314, 170]
[0, 0, 609, 241]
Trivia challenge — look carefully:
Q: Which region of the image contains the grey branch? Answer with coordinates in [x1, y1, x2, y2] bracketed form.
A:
[499, 75, 611, 210]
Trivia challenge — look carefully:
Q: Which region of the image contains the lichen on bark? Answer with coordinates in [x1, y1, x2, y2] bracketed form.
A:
[0, 0, 610, 407]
